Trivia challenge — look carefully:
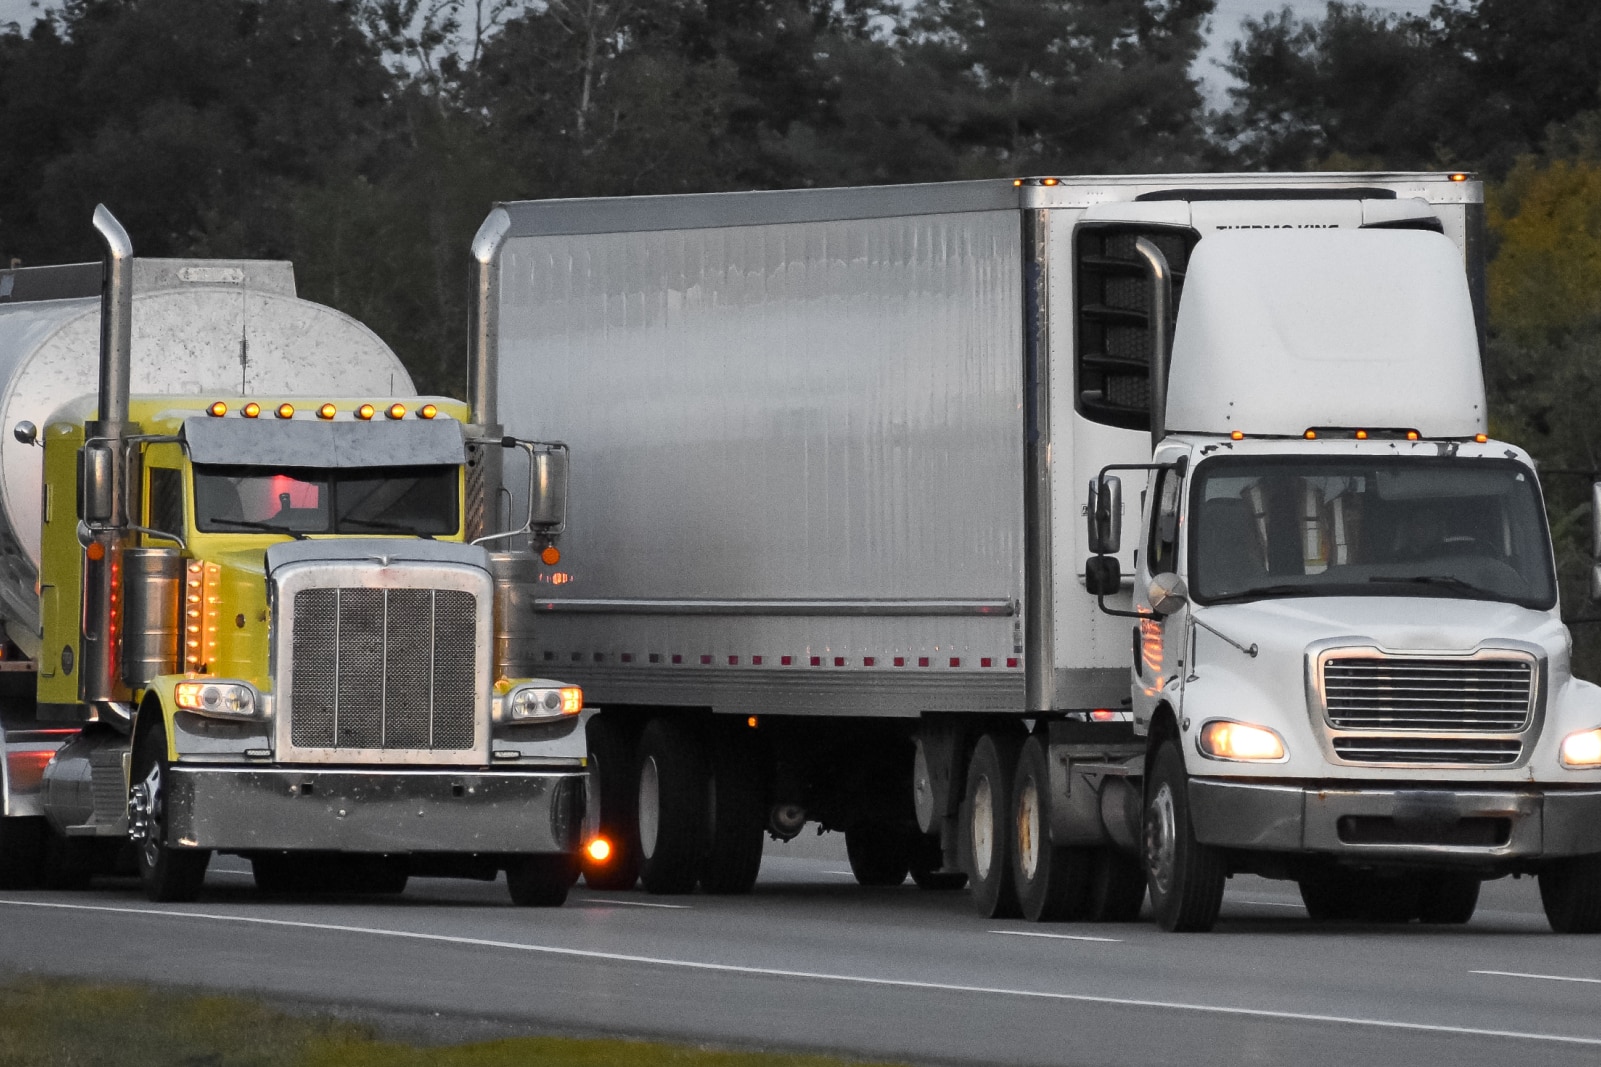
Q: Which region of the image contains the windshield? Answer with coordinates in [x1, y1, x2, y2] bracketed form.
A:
[192, 464, 459, 537]
[1187, 456, 1556, 610]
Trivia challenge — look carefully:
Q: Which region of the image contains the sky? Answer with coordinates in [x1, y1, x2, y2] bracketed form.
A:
[0, 0, 1427, 105]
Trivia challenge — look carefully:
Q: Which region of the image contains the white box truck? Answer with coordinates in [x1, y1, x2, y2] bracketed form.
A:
[471, 173, 1601, 931]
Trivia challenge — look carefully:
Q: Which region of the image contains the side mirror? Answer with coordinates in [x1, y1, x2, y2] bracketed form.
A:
[529, 444, 568, 532]
[1084, 555, 1122, 596]
[1148, 572, 1188, 616]
[1086, 474, 1122, 555]
[77, 443, 116, 525]
[13, 421, 37, 446]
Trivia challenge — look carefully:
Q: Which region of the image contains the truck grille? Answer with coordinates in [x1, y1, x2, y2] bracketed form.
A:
[1322, 656, 1534, 732]
[1331, 737, 1523, 766]
[289, 588, 477, 751]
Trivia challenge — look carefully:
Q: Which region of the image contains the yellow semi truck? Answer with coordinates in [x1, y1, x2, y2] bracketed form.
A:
[0, 207, 587, 904]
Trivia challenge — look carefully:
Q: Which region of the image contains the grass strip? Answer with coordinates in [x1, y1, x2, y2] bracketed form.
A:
[0, 977, 908, 1067]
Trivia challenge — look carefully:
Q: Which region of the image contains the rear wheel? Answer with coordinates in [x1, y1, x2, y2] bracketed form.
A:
[1540, 855, 1601, 933]
[0, 816, 45, 889]
[963, 732, 1024, 918]
[1143, 741, 1225, 932]
[700, 726, 766, 894]
[636, 718, 709, 894]
[582, 714, 643, 890]
[1010, 736, 1092, 922]
[129, 720, 209, 903]
[845, 823, 911, 887]
[506, 854, 575, 906]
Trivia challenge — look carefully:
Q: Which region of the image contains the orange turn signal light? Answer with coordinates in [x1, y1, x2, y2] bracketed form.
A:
[317, 403, 337, 420]
[1304, 430, 1317, 440]
[540, 545, 561, 566]
[1041, 177, 1059, 186]
[387, 403, 406, 420]
[1355, 429, 1368, 440]
[356, 404, 375, 421]
[242, 402, 261, 419]
[276, 403, 295, 420]
[1406, 430, 1420, 441]
[586, 838, 612, 864]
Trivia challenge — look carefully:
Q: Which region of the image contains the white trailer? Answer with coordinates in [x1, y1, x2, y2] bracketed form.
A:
[469, 173, 1601, 931]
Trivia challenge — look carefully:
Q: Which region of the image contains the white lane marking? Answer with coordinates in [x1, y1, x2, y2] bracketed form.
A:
[990, 929, 1122, 943]
[1241, 901, 1303, 909]
[579, 898, 692, 910]
[4, 897, 1601, 1047]
[1474, 970, 1601, 985]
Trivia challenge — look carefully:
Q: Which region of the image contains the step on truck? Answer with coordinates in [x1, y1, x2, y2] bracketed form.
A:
[472, 173, 1601, 930]
[0, 207, 588, 904]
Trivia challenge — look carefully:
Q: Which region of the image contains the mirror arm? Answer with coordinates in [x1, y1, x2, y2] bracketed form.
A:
[1096, 593, 1155, 620]
[1191, 612, 1258, 658]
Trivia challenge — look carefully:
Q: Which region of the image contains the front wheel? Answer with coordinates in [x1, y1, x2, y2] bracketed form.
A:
[129, 719, 210, 903]
[506, 854, 575, 906]
[1540, 855, 1601, 933]
[0, 816, 45, 889]
[1143, 741, 1225, 932]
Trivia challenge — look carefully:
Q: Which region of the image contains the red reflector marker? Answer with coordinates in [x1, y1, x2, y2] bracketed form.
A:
[894, 657, 905, 667]
[981, 658, 992, 668]
[700, 654, 712, 665]
[918, 657, 929, 667]
[752, 655, 763, 665]
[728, 655, 738, 666]
[672, 654, 682, 664]
[950, 657, 961, 668]
[810, 656, 821, 667]
[1007, 657, 1019, 668]
[781, 656, 793, 666]
[863, 657, 875, 667]
[620, 653, 633, 663]
[834, 657, 844, 667]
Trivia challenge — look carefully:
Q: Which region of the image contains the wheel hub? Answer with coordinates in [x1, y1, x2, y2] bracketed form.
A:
[1016, 780, 1040, 881]
[128, 763, 162, 868]
[1145, 782, 1177, 896]
[971, 775, 995, 878]
[638, 755, 661, 860]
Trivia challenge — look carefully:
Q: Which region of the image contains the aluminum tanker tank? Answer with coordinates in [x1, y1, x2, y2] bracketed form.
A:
[0, 258, 416, 656]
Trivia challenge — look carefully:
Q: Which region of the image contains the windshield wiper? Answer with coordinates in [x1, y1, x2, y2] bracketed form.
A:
[1366, 575, 1478, 591]
[1202, 584, 1321, 605]
[340, 517, 435, 539]
[204, 517, 309, 540]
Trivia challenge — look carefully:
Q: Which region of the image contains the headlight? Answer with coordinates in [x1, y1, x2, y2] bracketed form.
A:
[1198, 719, 1286, 762]
[1560, 728, 1601, 768]
[503, 684, 583, 723]
[174, 680, 259, 719]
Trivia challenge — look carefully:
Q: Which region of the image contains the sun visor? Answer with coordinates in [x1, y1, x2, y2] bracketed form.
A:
[183, 416, 466, 468]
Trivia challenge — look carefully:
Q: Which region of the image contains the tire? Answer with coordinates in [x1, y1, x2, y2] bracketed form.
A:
[1540, 854, 1601, 933]
[40, 829, 94, 890]
[129, 719, 210, 903]
[1143, 741, 1226, 932]
[1086, 848, 1147, 922]
[1010, 736, 1092, 922]
[963, 731, 1024, 918]
[635, 718, 709, 895]
[0, 816, 45, 889]
[1298, 872, 1362, 922]
[909, 833, 967, 891]
[845, 823, 911, 887]
[253, 853, 317, 895]
[506, 854, 574, 906]
[700, 727, 766, 894]
[582, 714, 643, 890]
[1415, 871, 1479, 925]
[351, 856, 410, 895]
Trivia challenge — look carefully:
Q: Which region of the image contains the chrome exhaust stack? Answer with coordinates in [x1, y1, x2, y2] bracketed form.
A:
[466, 207, 511, 542]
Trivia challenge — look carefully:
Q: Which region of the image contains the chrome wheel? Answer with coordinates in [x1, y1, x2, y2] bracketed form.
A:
[1145, 781, 1177, 898]
[129, 763, 162, 870]
[1016, 779, 1041, 882]
[638, 754, 661, 860]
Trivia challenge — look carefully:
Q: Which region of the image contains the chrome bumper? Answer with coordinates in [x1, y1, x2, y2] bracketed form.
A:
[1188, 778, 1601, 861]
[164, 765, 586, 855]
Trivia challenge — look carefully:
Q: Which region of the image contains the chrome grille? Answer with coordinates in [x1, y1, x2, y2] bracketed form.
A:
[290, 587, 476, 751]
[1332, 737, 1522, 766]
[1322, 656, 1534, 732]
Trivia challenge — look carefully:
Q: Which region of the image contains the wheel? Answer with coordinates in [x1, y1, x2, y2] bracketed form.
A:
[845, 823, 911, 887]
[40, 829, 94, 890]
[1298, 869, 1421, 923]
[1143, 741, 1226, 932]
[1298, 871, 1362, 921]
[1415, 871, 1479, 925]
[635, 718, 709, 894]
[962, 731, 1024, 918]
[1010, 736, 1092, 921]
[582, 714, 643, 890]
[0, 816, 45, 889]
[253, 853, 316, 895]
[1085, 848, 1147, 922]
[909, 832, 967, 891]
[351, 855, 409, 895]
[506, 854, 575, 906]
[700, 726, 766, 894]
[1540, 855, 1601, 933]
[129, 719, 210, 903]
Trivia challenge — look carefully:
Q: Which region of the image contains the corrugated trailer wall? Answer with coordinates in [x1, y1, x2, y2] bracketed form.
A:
[496, 207, 1027, 717]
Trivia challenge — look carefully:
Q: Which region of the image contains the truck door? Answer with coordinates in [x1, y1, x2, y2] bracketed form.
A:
[1131, 458, 1188, 732]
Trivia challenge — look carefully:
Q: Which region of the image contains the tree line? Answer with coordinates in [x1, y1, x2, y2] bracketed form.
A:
[4, 0, 1601, 650]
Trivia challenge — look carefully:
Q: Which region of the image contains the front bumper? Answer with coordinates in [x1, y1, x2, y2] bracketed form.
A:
[165, 766, 586, 855]
[1188, 778, 1601, 862]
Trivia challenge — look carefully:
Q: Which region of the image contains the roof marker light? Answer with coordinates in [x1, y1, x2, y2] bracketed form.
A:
[1406, 430, 1420, 441]
[242, 402, 261, 419]
[387, 403, 407, 420]
[207, 401, 227, 417]
[1474, 433, 1488, 443]
[1355, 429, 1368, 440]
[356, 404, 376, 421]
[1304, 430, 1317, 440]
[275, 403, 295, 420]
[317, 403, 337, 420]
[1041, 178, 1059, 186]
[1450, 172, 1468, 182]
[1230, 430, 1244, 441]
[419, 404, 438, 420]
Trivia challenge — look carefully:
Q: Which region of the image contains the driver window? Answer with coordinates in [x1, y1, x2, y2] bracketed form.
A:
[1148, 469, 1183, 574]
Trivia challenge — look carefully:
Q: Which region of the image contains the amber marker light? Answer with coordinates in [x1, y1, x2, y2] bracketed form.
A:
[1041, 177, 1060, 186]
[1304, 430, 1317, 440]
[1450, 172, 1468, 182]
[747, 716, 759, 728]
[356, 403, 376, 421]
[1355, 429, 1369, 440]
[1406, 430, 1420, 441]
[387, 403, 407, 420]
[317, 403, 337, 420]
[1230, 430, 1244, 441]
[540, 545, 561, 566]
[207, 401, 228, 417]
[585, 838, 613, 864]
[419, 404, 438, 419]
[1474, 433, 1489, 443]
[1012, 179, 1023, 187]
[242, 402, 261, 418]
[560, 686, 583, 715]
[275, 403, 295, 420]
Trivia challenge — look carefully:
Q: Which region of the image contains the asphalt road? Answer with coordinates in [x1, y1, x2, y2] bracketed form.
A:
[3, 834, 1601, 1067]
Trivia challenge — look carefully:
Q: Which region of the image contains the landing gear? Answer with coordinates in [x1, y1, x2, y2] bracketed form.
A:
[1143, 741, 1225, 932]
[129, 719, 210, 903]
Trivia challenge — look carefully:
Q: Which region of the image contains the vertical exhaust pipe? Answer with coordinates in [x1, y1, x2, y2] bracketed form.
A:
[465, 207, 511, 541]
[1133, 237, 1173, 449]
[81, 205, 135, 712]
